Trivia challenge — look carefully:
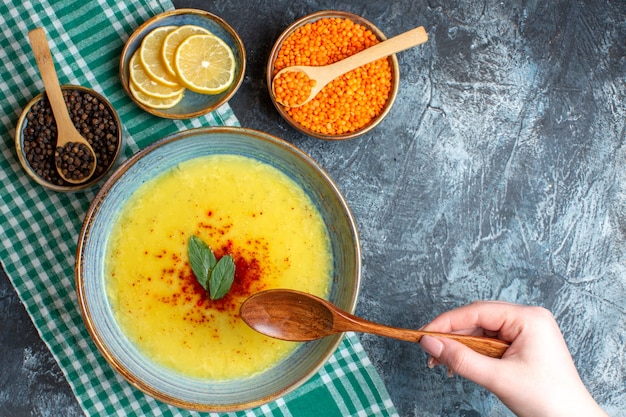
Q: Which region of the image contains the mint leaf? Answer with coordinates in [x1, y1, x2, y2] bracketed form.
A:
[188, 235, 216, 290]
[209, 255, 235, 300]
[188, 236, 236, 301]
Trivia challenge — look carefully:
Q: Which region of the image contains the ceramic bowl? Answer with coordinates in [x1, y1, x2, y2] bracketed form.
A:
[75, 127, 361, 412]
[266, 10, 400, 140]
[14, 85, 122, 192]
[120, 9, 245, 119]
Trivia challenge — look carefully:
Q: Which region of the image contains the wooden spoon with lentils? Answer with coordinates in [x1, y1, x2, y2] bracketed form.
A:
[28, 28, 96, 184]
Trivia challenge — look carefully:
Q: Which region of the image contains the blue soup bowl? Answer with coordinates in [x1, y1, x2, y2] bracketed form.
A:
[75, 127, 361, 411]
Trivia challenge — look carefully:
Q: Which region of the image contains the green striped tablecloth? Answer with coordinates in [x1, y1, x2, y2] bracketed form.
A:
[0, 0, 398, 416]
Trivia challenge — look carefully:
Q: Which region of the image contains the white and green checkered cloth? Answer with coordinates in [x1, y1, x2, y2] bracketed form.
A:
[0, 0, 398, 416]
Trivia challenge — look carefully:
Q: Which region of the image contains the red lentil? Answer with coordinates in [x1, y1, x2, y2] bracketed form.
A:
[273, 70, 316, 107]
[273, 17, 393, 136]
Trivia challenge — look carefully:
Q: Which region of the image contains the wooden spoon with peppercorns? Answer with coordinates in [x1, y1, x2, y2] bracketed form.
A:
[271, 26, 428, 108]
[28, 28, 97, 184]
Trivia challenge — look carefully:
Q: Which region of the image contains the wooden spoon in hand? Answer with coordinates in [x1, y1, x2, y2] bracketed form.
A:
[240, 289, 510, 358]
[28, 28, 96, 184]
[272, 26, 428, 107]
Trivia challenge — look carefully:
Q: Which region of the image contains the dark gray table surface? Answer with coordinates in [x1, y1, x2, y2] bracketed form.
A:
[2, 1, 625, 416]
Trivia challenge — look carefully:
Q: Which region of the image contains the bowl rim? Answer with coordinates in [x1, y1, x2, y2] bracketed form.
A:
[14, 84, 122, 192]
[266, 10, 400, 140]
[75, 126, 362, 411]
[119, 8, 246, 120]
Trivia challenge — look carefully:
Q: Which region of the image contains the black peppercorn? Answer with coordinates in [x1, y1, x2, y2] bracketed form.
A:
[54, 141, 95, 181]
[21, 88, 119, 187]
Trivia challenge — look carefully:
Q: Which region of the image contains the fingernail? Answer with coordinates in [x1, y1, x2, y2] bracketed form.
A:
[427, 356, 436, 369]
[420, 335, 444, 358]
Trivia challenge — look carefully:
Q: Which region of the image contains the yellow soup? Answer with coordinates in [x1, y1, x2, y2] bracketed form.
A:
[105, 154, 332, 379]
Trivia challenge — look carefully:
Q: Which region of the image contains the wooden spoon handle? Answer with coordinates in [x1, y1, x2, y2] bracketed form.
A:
[417, 331, 510, 359]
[336, 312, 510, 358]
[373, 327, 508, 359]
[28, 28, 73, 143]
[324, 26, 428, 80]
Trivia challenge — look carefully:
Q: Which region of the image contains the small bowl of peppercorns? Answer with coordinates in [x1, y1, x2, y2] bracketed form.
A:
[15, 85, 122, 192]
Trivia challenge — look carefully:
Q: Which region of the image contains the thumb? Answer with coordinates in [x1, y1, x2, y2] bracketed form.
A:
[420, 335, 501, 388]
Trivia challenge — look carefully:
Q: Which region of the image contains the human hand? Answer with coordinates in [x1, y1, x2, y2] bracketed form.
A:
[419, 301, 608, 417]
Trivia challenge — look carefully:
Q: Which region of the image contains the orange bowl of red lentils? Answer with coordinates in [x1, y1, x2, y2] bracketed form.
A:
[267, 10, 400, 140]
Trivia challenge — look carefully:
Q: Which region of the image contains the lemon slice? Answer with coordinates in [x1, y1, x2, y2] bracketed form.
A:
[174, 34, 236, 94]
[129, 80, 184, 109]
[129, 51, 184, 98]
[139, 26, 180, 87]
[161, 25, 214, 77]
